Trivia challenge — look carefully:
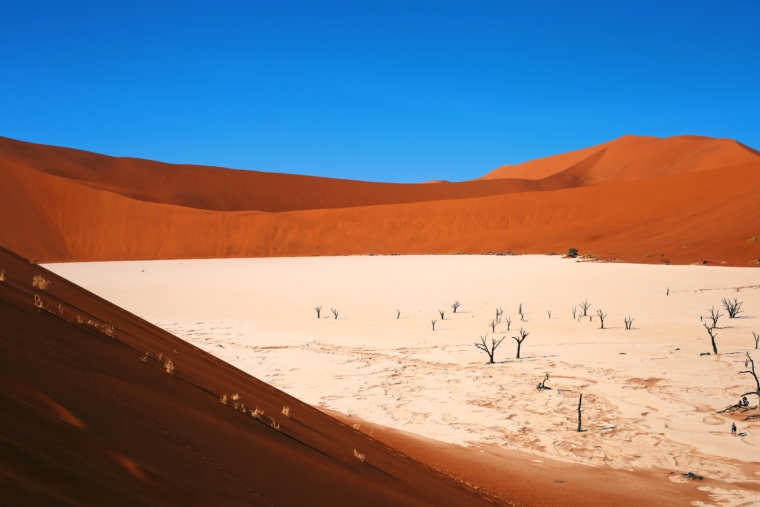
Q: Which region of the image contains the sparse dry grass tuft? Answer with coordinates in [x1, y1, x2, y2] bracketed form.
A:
[34, 294, 44, 309]
[270, 418, 280, 430]
[164, 358, 174, 374]
[76, 315, 84, 324]
[282, 406, 290, 417]
[32, 275, 51, 291]
[220, 394, 228, 404]
[231, 393, 240, 401]
[101, 324, 114, 337]
[353, 449, 365, 462]
[251, 407, 264, 420]
[352, 423, 360, 431]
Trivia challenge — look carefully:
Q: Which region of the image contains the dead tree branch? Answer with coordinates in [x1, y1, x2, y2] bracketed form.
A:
[579, 300, 591, 317]
[706, 306, 722, 329]
[488, 319, 498, 333]
[624, 316, 635, 330]
[451, 301, 462, 313]
[577, 394, 583, 432]
[537, 373, 551, 391]
[703, 322, 718, 354]
[722, 298, 744, 319]
[740, 353, 760, 404]
[596, 309, 607, 329]
[513, 328, 529, 359]
[331, 308, 339, 319]
[475, 333, 505, 364]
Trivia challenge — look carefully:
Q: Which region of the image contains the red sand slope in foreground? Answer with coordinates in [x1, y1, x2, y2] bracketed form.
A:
[0, 246, 498, 506]
[0, 135, 758, 265]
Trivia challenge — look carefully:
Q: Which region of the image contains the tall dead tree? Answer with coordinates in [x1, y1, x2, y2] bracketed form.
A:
[703, 322, 718, 354]
[518, 303, 523, 316]
[315, 306, 322, 318]
[438, 310, 445, 320]
[331, 308, 339, 319]
[513, 328, 529, 359]
[547, 310, 552, 319]
[474, 333, 505, 364]
[740, 353, 760, 405]
[496, 307, 503, 323]
[624, 316, 635, 330]
[596, 309, 607, 329]
[505, 316, 512, 331]
[488, 319, 498, 333]
[431, 319, 437, 331]
[451, 301, 462, 313]
[572, 306, 577, 319]
[722, 298, 744, 319]
[753, 332, 759, 349]
[577, 394, 584, 432]
[579, 300, 591, 317]
[397, 309, 401, 319]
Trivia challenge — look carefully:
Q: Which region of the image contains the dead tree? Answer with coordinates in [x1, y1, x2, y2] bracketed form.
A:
[577, 394, 584, 432]
[331, 308, 339, 320]
[722, 298, 744, 319]
[706, 306, 722, 329]
[451, 301, 462, 313]
[315, 306, 322, 318]
[496, 307, 503, 323]
[572, 306, 577, 319]
[431, 319, 437, 331]
[596, 309, 607, 329]
[703, 322, 718, 354]
[740, 353, 760, 405]
[518, 303, 523, 316]
[666, 287, 669, 296]
[537, 373, 551, 391]
[438, 310, 445, 320]
[505, 316, 512, 331]
[488, 319, 498, 333]
[475, 333, 505, 364]
[547, 310, 552, 319]
[753, 332, 759, 349]
[397, 309, 401, 319]
[579, 300, 591, 317]
[568, 248, 578, 258]
[624, 316, 635, 330]
[513, 328, 529, 359]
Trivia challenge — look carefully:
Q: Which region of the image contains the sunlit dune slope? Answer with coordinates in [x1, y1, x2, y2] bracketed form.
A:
[482, 134, 760, 184]
[0, 135, 758, 265]
[0, 246, 496, 506]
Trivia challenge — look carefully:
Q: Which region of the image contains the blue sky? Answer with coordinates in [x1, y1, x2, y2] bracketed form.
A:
[1, 1, 758, 182]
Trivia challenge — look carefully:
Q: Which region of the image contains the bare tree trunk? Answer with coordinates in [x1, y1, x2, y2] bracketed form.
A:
[431, 319, 437, 331]
[577, 394, 583, 432]
[397, 309, 400, 319]
[315, 306, 322, 318]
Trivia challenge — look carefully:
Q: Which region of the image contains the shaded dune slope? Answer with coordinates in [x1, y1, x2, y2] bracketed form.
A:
[0, 135, 758, 265]
[0, 246, 497, 506]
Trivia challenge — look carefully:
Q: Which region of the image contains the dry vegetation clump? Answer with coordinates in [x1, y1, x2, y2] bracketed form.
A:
[270, 418, 280, 431]
[353, 449, 366, 462]
[251, 407, 264, 420]
[164, 358, 174, 374]
[0, 270, 5, 282]
[352, 423, 360, 431]
[34, 294, 44, 309]
[32, 275, 51, 291]
[282, 406, 290, 417]
[101, 324, 114, 338]
[220, 394, 228, 404]
[76, 315, 84, 324]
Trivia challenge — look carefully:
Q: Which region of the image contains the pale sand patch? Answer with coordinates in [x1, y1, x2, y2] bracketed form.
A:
[46, 255, 760, 491]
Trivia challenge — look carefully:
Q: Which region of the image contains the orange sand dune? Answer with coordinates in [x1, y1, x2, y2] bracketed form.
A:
[0, 246, 499, 506]
[0, 135, 758, 265]
[483, 134, 760, 184]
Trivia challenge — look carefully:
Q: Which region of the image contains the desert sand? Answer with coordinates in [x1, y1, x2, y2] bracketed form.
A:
[0, 246, 498, 506]
[2, 134, 759, 266]
[47, 254, 760, 506]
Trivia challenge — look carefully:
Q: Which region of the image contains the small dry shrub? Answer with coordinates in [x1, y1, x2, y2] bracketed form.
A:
[101, 324, 114, 338]
[352, 423, 360, 431]
[282, 406, 290, 417]
[34, 294, 44, 309]
[251, 407, 264, 420]
[270, 418, 280, 430]
[164, 358, 174, 374]
[231, 393, 240, 401]
[220, 394, 228, 404]
[76, 315, 84, 324]
[353, 449, 365, 462]
[0, 270, 5, 282]
[32, 275, 51, 291]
